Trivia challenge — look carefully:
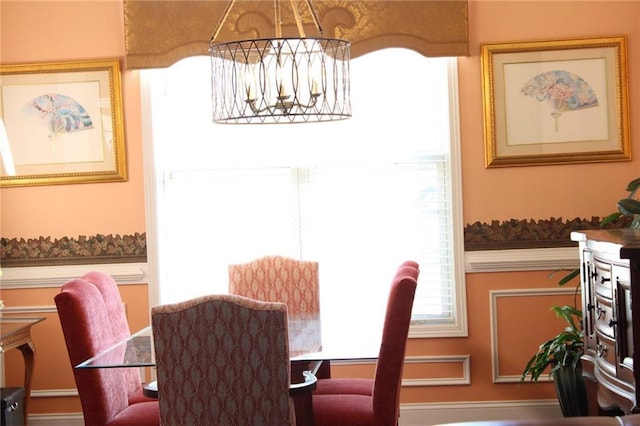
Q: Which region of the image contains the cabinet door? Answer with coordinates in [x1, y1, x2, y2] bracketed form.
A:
[582, 249, 597, 355]
[613, 264, 634, 386]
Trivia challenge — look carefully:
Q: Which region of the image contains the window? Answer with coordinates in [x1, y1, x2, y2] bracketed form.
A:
[141, 49, 467, 343]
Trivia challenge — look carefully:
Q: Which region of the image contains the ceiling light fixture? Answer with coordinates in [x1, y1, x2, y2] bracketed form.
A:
[209, 0, 351, 124]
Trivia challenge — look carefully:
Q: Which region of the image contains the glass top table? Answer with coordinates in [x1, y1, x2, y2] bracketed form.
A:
[76, 317, 378, 369]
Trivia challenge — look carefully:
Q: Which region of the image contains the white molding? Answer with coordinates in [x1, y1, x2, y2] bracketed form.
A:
[32, 388, 78, 398]
[399, 400, 562, 425]
[334, 355, 471, 386]
[445, 58, 468, 340]
[25, 400, 562, 426]
[1, 305, 57, 314]
[402, 355, 470, 386]
[465, 247, 578, 273]
[490, 288, 578, 383]
[29, 413, 84, 426]
[0, 263, 148, 289]
[0, 247, 580, 289]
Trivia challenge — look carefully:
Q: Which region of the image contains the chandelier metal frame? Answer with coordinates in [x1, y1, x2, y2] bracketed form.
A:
[208, 0, 351, 124]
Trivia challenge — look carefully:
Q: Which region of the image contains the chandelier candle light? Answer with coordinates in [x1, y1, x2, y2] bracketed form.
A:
[209, 0, 351, 124]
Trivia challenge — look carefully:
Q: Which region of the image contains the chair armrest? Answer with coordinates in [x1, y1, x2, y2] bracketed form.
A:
[289, 371, 318, 396]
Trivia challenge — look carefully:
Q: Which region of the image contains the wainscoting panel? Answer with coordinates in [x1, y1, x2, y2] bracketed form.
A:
[490, 288, 578, 383]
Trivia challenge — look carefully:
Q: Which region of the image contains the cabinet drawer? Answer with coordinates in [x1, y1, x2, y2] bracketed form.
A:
[593, 259, 613, 299]
[619, 356, 635, 386]
[596, 333, 617, 377]
[595, 297, 615, 339]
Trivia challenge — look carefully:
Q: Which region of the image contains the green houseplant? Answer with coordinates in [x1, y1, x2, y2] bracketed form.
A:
[520, 305, 587, 417]
[521, 176, 640, 417]
[601, 177, 640, 229]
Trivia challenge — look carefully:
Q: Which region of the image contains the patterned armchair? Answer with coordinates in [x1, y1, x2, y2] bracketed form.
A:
[311, 261, 420, 426]
[54, 278, 160, 426]
[228, 256, 321, 356]
[151, 294, 316, 426]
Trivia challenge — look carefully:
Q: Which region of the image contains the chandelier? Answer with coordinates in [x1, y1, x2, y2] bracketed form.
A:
[209, 0, 351, 124]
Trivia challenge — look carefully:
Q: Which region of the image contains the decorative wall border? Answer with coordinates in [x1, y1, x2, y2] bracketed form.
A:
[464, 216, 628, 251]
[0, 216, 627, 267]
[1, 233, 146, 267]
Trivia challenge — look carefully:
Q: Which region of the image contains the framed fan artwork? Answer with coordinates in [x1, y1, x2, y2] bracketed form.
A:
[0, 59, 127, 186]
[481, 36, 630, 167]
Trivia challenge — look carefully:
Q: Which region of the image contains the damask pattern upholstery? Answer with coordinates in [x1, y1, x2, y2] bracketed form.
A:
[311, 261, 419, 426]
[229, 256, 321, 356]
[151, 294, 295, 426]
[82, 271, 155, 405]
[123, 1, 469, 69]
[54, 278, 160, 426]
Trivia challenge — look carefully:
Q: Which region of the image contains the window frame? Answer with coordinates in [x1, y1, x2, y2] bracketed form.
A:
[139, 54, 467, 338]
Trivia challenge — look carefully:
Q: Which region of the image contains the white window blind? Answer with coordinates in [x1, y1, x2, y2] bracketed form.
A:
[141, 49, 467, 342]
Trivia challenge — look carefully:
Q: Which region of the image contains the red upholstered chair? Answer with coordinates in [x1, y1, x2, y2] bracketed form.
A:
[228, 255, 321, 356]
[311, 261, 420, 426]
[55, 278, 160, 426]
[151, 294, 315, 426]
[82, 271, 156, 405]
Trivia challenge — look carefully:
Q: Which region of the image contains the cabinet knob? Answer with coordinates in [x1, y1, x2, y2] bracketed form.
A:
[597, 344, 607, 357]
[601, 276, 611, 284]
[609, 319, 618, 327]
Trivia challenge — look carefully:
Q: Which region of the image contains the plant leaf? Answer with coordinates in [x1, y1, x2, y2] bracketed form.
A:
[558, 268, 580, 286]
[618, 198, 640, 216]
[600, 211, 623, 227]
[625, 177, 640, 193]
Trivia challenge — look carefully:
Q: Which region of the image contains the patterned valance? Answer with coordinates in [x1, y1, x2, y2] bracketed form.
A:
[123, 0, 469, 69]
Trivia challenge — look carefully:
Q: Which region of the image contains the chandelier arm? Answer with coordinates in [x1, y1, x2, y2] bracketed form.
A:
[209, 0, 237, 44]
[274, 0, 282, 38]
[290, 0, 307, 38]
[303, 0, 324, 35]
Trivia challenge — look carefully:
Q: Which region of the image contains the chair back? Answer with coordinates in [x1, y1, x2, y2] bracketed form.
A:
[55, 278, 134, 425]
[229, 255, 321, 355]
[372, 262, 419, 425]
[152, 294, 294, 426]
[82, 271, 144, 398]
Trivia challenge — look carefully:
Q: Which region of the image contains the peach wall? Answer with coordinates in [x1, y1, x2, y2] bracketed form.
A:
[0, 0, 145, 238]
[460, 0, 639, 224]
[2, 0, 638, 239]
[1, 0, 639, 421]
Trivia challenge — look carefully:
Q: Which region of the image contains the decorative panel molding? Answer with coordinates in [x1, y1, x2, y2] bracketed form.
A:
[402, 355, 470, 387]
[490, 288, 578, 383]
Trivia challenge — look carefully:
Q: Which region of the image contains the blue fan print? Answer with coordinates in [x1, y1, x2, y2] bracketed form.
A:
[29, 93, 93, 139]
[521, 70, 599, 131]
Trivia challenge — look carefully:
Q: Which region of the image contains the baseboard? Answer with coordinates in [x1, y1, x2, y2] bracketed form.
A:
[28, 413, 84, 426]
[27, 400, 562, 426]
[399, 400, 562, 425]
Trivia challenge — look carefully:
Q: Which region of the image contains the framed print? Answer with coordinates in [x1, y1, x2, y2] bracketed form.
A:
[0, 59, 127, 186]
[481, 36, 630, 168]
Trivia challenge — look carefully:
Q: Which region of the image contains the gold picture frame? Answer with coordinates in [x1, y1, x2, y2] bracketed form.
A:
[481, 36, 630, 168]
[0, 59, 127, 186]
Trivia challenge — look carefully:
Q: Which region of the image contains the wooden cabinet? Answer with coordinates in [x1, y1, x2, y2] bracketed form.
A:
[572, 229, 640, 414]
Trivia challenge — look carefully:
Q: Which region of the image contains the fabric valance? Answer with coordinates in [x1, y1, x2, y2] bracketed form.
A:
[123, 0, 469, 69]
